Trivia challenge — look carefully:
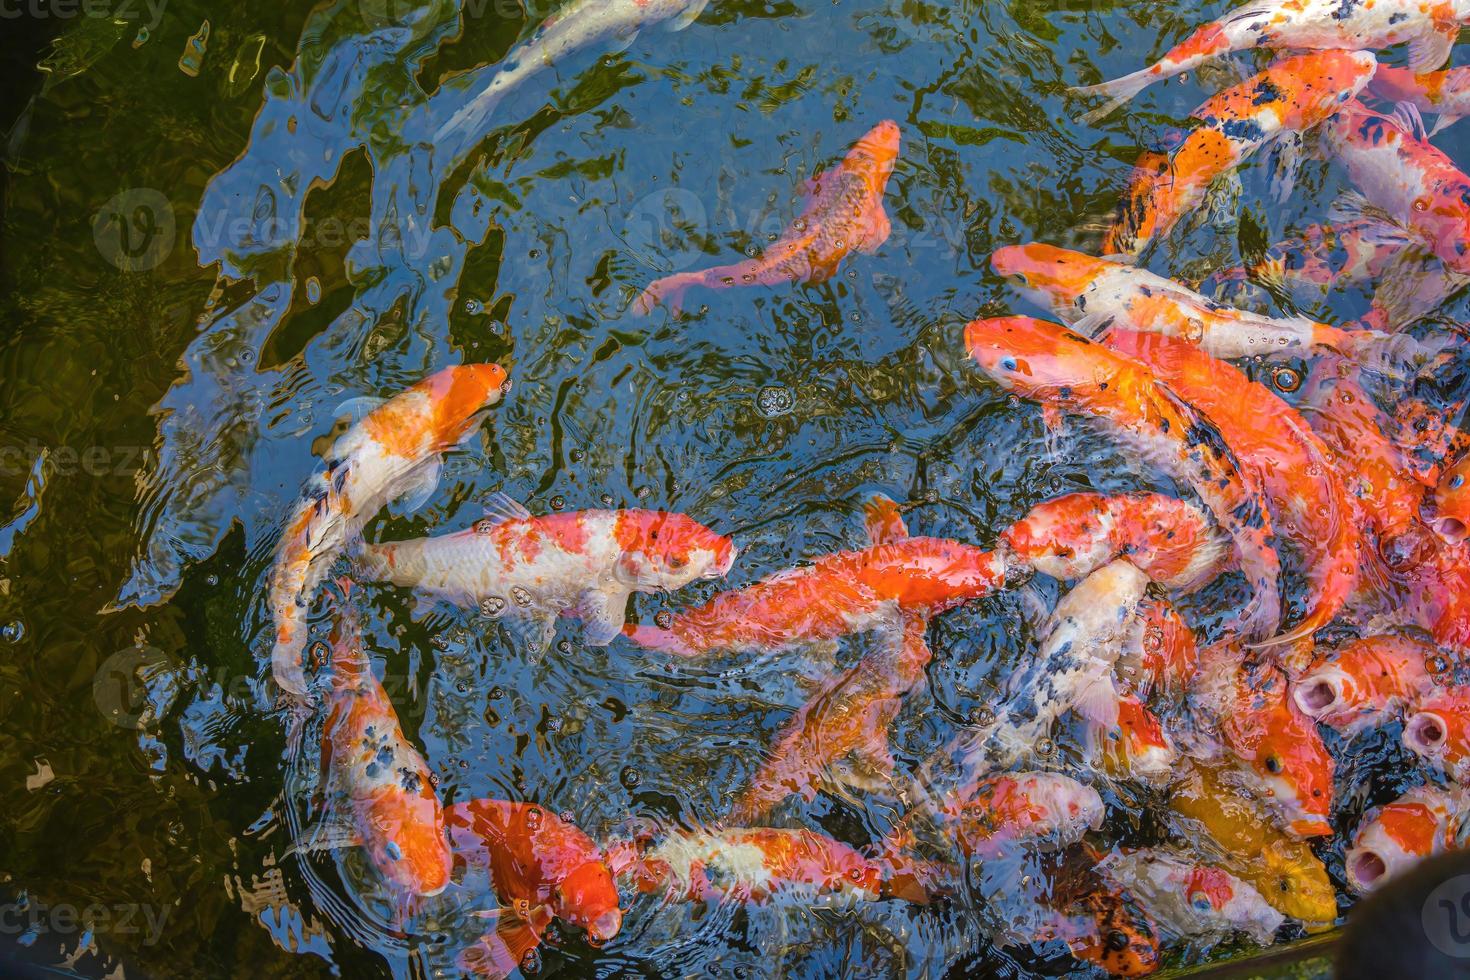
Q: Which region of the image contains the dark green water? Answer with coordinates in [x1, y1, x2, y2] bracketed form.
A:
[2, 0, 1466, 976]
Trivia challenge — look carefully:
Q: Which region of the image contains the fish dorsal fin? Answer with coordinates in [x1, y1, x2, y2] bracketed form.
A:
[1408, 25, 1455, 75]
[667, 0, 710, 32]
[481, 490, 532, 526]
[863, 494, 910, 545]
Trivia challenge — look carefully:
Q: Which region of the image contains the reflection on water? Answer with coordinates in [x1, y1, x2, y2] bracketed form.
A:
[4, 0, 1470, 976]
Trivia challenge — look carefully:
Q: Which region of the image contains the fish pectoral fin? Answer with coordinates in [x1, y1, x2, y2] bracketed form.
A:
[480, 491, 532, 526]
[1430, 113, 1464, 137]
[666, 0, 710, 32]
[1389, 100, 1431, 143]
[283, 815, 363, 858]
[462, 919, 543, 978]
[385, 458, 442, 518]
[609, 27, 640, 54]
[576, 587, 630, 646]
[1408, 27, 1455, 75]
[1071, 676, 1121, 729]
[1267, 132, 1306, 205]
[859, 202, 892, 252]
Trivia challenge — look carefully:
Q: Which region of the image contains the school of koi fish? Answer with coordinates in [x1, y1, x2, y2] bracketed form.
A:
[257, 1, 1470, 976]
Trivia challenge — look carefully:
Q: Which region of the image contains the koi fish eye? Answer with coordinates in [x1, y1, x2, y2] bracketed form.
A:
[1451, 474, 1466, 490]
[1414, 196, 1431, 213]
[1105, 931, 1131, 952]
[1053, 546, 1075, 559]
[999, 356, 1018, 372]
[667, 555, 689, 570]
[1189, 891, 1213, 912]
[1264, 755, 1283, 774]
[385, 841, 403, 861]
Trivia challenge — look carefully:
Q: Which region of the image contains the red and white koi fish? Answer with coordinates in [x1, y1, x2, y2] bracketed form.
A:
[1324, 100, 1470, 278]
[445, 799, 622, 978]
[992, 242, 1439, 373]
[357, 494, 735, 652]
[1185, 645, 1335, 837]
[269, 364, 509, 697]
[1104, 329, 1360, 651]
[1292, 634, 1441, 734]
[999, 492, 1230, 594]
[961, 560, 1153, 773]
[885, 772, 1105, 861]
[1101, 51, 1379, 256]
[1096, 848, 1284, 946]
[1346, 783, 1470, 893]
[633, 120, 900, 315]
[1371, 65, 1470, 135]
[306, 595, 453, 898]
[1404, 685, 1470, 781]
[965, 316, 1282, 641]
[1072, 0, 1450, 123]
[612, 826, 932, 906]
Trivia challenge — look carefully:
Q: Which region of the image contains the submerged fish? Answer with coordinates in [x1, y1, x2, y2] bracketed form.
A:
[998, 491, 1230, 594]
[1185, 645, 1336, 838]
[1104, 328, 1360, 650]
[1371, 65, 1470, 135]
[308, 595, 453, 898]
[357, 495, 735, 652]
[965, 316, 1282, 640]
[1035, 846, 1163, 978]
[1292, 633, 1441, 735]
[1403, 685, 1470, 781]
[992, 242, 1437, 373]
[1166, 762, 1338, 929]
[1117, 598, 1200, 707]
[269, 364, 509, 697]
[1087, 693, 1178, 786]
[1101, 51, 1379, 256]
[886, 772, 1105, 861]
[1097, 847, 1285, 947]
[435, 0, 710, 144]
[445, 799, 622, 977]
[633, 120, 900, 314]
[1345, 783, 1470, 893]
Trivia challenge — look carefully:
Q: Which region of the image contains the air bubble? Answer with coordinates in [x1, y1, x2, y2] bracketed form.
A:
[756, 385, 796, 418]
[481, 596, 508, 617]
[0, 621, 24, 644]
[620, 766, 641, 789]
[511, 587, 533, 607]
[655, 610, 674, 630]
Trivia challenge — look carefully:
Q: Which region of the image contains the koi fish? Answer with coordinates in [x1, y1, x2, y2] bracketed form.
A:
[1036, 846, 1163, 978]
[1323, 100, 1470, 278]
[1403, 685, 1470, 781]
[1430, 453, 1470, 544]
[1072, 0, 1449, 123]
[991, 242, 1439, 373]
[445, 799, 622, 978]
[965, 316, 1282, 641]
[1166, 761, 1338, 929]
[1185, 645, 1335, 837]
[357, 494, 735, 653]
[1292, 633, 1441, 734]
[434, 0, 710, 144]
[633, 120, 900, 315]
[305, 595, 453, 898]
[1104, 328, 1360, 650]
[886, 772, 1105, 861]
[1096, 848, 1285, 946]
[1345, 783, 1470, 893]
[961, 560, 1152, 773]
[614, 826, 932, 906]
[268, 363, 509, 697]
[1101, 51, 1379, 256]
[1087, 693, 1178, 786]
[1117, 598, 1199, 707]
[998, 492, 1230, 594]
[1371, 65, 1470, 135]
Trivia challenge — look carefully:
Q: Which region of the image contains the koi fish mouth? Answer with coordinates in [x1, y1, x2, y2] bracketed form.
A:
[1404, 711, 1449, 756]
[1291, 672, 1345, 719]
[1432, 515, 1468, 544]
[1346, 847, 1390, 893]
[1289, 817, 1334, 838]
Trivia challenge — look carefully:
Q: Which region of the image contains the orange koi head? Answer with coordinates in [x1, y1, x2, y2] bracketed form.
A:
[1431, 454, 1470, 544]
[846, 119, 902, 183]
[426, 362, 510, 445]
[990, 242, 1111, 309]
[1225, 672, 1335, 837]
[555, 860, 623, 946]
[965, 316, 1127, 401]
[999, 492, 1121, 581]
[362, 790, 453, 897]
[613, 511, 737, 589]
[1404, 687, 1470, 781]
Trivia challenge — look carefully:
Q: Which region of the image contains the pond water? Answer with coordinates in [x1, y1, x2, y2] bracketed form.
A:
[3, 0, 1468, 976]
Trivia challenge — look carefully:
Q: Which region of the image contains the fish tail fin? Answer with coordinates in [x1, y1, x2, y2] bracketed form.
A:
[459, 920, 542, 978]
[632, 272, 701, 317]
[1332, 329, 1456, 381]
[1071, 66, 1162, 125]
[1430, 113, 1464, 137]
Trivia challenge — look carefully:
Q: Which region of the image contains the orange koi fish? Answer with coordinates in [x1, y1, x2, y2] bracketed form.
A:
[1404, 685, 1470, 781]
[1372, 65, 1470, 135]
[1186, 645, 1335, 837]
[633, 120, 900, 315]
[1104, 329, 1359, 649]
[445, 799, 622, 978]
[614, 826, 932, 906]
[1324, 100, 1470, 278]
[1118, 598, 1200, 707]
[998, 492, 1230, 594]
[269, 363, 509, 697]
[992, 242, 1437, 373]
[965, 316, 1282, 641]
[308, 595, 453, 898]
[1096, 848, 1285, 946]
[1088, 693, 1178, 786]
[885, 772, 1105, 861]
[1102, 51, 1378, 256]
[358, 494, 734, 652]
[1073, 0, 1452, 122]
[1430, 453, 1470, 544]
[1345, 783, 1470, 894]
[1292, 633, 1441, 734]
